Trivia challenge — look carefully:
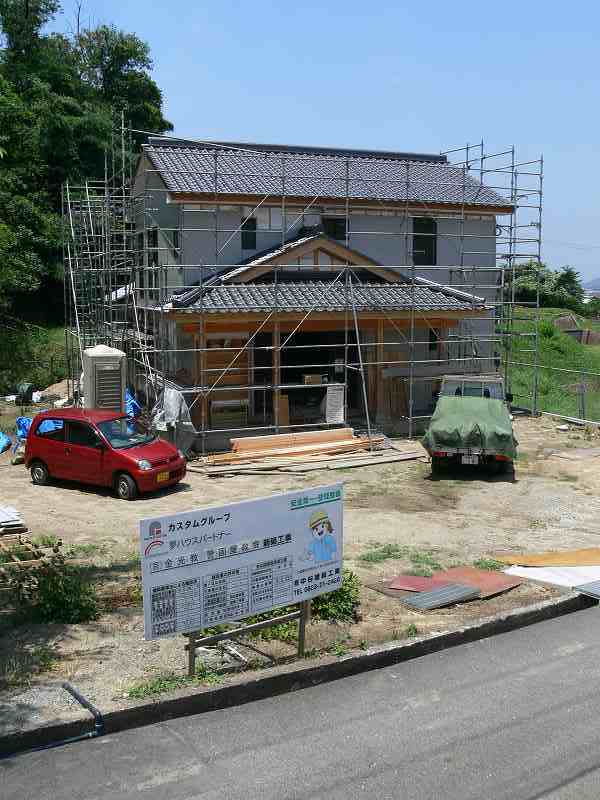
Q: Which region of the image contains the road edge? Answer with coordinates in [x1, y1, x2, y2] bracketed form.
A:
[1, 591, 595, 757]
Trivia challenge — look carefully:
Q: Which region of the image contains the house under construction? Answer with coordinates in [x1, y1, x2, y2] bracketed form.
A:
[63, 124, 543, 452]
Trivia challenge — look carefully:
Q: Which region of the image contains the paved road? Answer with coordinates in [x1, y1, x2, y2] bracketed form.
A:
[4, 606, 600, 799]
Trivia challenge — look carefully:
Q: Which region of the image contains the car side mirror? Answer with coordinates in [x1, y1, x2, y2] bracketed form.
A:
[505, 392, 514, 403]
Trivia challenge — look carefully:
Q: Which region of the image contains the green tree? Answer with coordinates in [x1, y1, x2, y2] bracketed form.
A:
[0, 1, 172, 314]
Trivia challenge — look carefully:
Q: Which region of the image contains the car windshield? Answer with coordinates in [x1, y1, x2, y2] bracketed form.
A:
[442, 381, 504, 400]
[97, 417, 155, 450]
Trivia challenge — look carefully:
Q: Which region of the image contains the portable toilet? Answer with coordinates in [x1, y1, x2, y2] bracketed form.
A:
[82, 345, 127, 412]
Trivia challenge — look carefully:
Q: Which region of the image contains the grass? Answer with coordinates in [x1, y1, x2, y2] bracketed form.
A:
[359, 543, 408, 563]
[508, 306, 600, 419]
[359, 544, 442, 574]
[328, 638, 351, 658]
[127, 660, 223, 699]
[0, 644, 57, 689]
[472, 558, 504, 572]
[66, 543, 105, 558]
[405, 624, 419, 638]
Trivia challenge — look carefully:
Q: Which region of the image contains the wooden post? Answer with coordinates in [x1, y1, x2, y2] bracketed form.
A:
[199, 322, 207, 438]
[297, 600, 311, 658]
[376, 318, 385, 422]
[273, 322, 280, 432]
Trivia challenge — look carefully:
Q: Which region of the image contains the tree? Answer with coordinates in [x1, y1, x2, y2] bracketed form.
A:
[0, 1, 172, 315]
[509, 260, 585, 312]
[75, 25, 173, 142]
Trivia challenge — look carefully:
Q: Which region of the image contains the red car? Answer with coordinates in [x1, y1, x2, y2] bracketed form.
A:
[25, 408, 186, 500]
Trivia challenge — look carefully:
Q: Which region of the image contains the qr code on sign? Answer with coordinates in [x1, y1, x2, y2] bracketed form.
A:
[151, 584, 177, 637]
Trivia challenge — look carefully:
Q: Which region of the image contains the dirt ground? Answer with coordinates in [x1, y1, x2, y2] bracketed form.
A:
[2, 414, 600, 735]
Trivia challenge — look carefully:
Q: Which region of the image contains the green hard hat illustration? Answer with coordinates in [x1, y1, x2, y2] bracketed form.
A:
[309, 509, 330, 529]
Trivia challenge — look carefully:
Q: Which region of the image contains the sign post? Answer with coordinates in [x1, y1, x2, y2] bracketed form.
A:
[139, 484, 343, 673]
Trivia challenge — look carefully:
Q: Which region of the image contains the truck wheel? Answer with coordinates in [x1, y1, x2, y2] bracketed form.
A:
[30, 460, 49, 486]
[115, 473, 138, 501]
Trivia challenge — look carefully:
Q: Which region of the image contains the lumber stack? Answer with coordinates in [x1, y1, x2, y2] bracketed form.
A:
[206, 427, 386, 466]
[0, 506, 28, 537]
[0, 534, 65, 609]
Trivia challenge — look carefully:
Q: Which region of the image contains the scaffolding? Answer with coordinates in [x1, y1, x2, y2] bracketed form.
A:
[63, 121, 545, 451]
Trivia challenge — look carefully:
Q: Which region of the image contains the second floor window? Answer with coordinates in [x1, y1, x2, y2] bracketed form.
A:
[413, 218, 437, 265]
[322, 217, 347, 241]
[241, 217, 257, 250]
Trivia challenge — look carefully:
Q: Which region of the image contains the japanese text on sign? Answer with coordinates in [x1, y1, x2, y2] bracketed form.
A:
[139, 484, 343, 640]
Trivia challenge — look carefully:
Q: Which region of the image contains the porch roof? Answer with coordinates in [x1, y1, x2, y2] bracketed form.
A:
[171, 279, 486, 315]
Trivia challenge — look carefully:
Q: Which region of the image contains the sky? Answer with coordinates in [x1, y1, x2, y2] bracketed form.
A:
[49, 0, 600, 281]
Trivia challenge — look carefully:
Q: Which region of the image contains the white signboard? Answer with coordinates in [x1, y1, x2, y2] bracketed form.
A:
[139, 484, 344, 640]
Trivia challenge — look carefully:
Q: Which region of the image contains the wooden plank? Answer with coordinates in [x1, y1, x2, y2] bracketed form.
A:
[493, 548, 600, 567]
[208, 436, 385, 465]
[230, 427, 355, 453]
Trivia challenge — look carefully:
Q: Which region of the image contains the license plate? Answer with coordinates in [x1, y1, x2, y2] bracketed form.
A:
[461, 455, 479, 465]
[156, 471, 169, 483]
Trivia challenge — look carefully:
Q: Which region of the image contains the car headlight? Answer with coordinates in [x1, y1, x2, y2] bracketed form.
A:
[137, 459, 152, 471]
[177, 449, 185, 460]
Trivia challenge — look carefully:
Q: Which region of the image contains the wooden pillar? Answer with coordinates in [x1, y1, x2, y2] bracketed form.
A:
[376, 318, 385, 421]
[273, 322, 280, 432]
[199, 322, 208, 437]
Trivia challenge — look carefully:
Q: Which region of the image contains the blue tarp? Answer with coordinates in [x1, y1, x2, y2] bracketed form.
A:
[125, 389, 142, 418]
[15, 416, 32, 439]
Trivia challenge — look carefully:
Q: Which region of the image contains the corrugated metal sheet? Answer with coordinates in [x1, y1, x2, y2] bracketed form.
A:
[436, 566, 523, 599]
[388, 575, 452, 593]
[575, 580, 600, 599]
[399, 583, 480, 610]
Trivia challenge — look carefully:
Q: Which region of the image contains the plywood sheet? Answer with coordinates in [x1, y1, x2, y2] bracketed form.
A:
[505, 565, 600, 588]
[495, 548, 600, 567]
[436, 566, 523, 599]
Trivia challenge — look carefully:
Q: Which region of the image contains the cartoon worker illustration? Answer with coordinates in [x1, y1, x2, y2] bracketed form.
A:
[305, 508, 337, 563]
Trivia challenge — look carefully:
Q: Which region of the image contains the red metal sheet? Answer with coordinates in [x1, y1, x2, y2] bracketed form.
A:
[435, 566, 523, 598]
[388, 575, 453, 592]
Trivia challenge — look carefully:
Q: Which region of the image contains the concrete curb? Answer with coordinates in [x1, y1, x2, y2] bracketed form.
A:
[1, 591, 596, 757]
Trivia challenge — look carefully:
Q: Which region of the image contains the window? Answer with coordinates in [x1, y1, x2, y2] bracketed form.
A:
[322, 217, 347, 241]
[241, 217, 257, 250]
[67, 421, 102, 448]
[35, 418, 64, 441]
[428, 328, 439, 352]
[412, 218, 437, 265]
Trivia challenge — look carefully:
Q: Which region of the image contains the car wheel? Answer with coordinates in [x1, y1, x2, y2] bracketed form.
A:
[116, 473, 138, 501]
[30, 461, 49, 486]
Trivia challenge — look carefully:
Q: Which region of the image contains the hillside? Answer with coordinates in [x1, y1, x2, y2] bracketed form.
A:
[508, 307, 600, 418]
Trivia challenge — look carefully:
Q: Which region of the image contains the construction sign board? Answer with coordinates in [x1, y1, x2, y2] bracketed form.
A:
[139, 484, 344, 640]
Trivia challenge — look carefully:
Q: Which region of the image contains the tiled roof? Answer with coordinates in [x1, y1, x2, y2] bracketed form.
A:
[143, 140, 511, 209]
[173, 279, 486, 314]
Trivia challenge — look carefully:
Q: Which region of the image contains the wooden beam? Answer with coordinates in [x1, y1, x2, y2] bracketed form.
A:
[168, 192, 513, 216]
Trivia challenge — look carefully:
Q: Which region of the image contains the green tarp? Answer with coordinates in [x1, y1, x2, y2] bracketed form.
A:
[422, 396, 517, 459]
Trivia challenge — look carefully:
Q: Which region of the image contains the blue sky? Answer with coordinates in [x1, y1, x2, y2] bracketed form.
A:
[50, 0, 600, 280]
